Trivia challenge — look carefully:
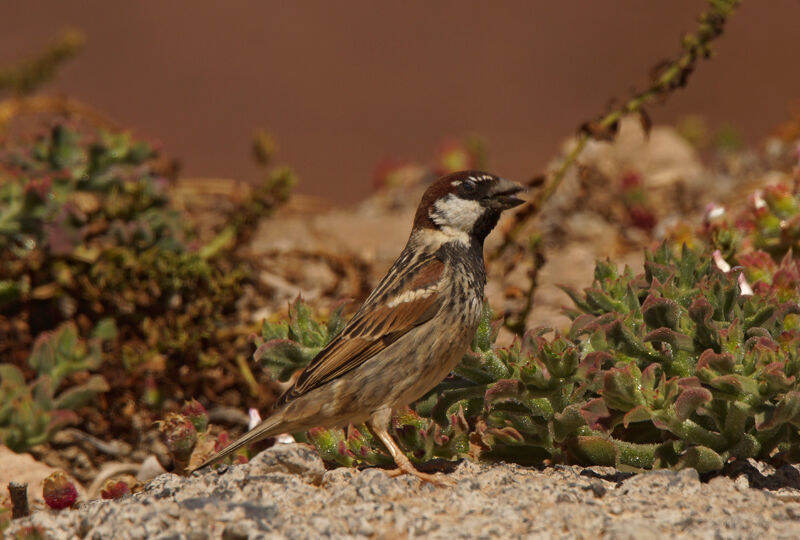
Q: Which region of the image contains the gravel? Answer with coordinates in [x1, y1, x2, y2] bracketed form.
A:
[7, 443, 800, 539]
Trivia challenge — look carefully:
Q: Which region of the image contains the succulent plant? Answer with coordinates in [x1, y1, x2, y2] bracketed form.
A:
[99, 479, 129, 500]
[253, 182, 800, 472]
[42, 471, 78, 510]
[253, 298, 347, 383]
[99, 475, 137, 500]
[0, 321, 111, 452]
[0, 119, 295, 450]
[703, 182, 800, 261]
[180, 399, 209, 433]
[158, 413, 198, 475]
[619, 171, 657, 231]
[211, 430, 248, 465]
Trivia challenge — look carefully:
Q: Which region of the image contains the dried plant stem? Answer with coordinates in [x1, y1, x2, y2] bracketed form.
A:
[8, 482, 29, 519]
[494, 0, 743, 259]
[493, 0, 742, 332]
[505, 242, 546, 335]
[0, 29, 84, 96]
[0, 95, 118, 131]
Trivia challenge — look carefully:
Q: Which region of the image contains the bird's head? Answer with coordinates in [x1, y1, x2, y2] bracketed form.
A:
[412, 170, 525, 244]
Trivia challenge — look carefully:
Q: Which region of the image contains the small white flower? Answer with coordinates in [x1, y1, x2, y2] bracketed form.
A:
[248, 408, 262, 430]
[751, 190, 767, 210]
[704, 202, 725, 221]
[738, 272, 754, 296]
[713, 250, 731, 272]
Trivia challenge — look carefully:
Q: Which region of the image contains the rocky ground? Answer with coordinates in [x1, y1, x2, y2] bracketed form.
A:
[7, 443, 800, 539]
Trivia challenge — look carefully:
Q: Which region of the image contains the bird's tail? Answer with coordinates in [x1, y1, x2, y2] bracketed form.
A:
[191, 413, 287, 472]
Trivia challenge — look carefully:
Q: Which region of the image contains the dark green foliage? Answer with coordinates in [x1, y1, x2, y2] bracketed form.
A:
[0, 120, 295, 447]
[0, 321, 111, 451]
[256, 186, 800, 471]
[0, 123, 241, 363]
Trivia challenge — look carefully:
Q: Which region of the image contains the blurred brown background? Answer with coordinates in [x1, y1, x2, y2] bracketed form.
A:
[2, 1, 799, 203]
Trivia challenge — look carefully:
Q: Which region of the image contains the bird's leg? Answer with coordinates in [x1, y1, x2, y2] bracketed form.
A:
[366, 407, 452, 487]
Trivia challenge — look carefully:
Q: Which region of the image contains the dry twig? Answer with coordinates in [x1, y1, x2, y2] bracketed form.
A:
[494, 0, 743, 332]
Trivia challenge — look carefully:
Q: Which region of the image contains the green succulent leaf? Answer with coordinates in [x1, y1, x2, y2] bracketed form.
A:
[674, 387, 713, 421]
[679, 445, 724, 473]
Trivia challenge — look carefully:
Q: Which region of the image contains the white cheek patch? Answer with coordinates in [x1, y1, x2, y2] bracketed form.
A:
[431, 195, 483, 241]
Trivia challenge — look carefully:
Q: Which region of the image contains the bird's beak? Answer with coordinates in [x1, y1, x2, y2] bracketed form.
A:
[487, 177, 526, 210]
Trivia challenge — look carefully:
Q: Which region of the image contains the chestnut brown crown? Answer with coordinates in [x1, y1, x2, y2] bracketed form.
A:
[412, 170, 525, 242]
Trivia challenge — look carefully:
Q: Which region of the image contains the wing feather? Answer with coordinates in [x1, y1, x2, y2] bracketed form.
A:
[277, 254, 445, 405]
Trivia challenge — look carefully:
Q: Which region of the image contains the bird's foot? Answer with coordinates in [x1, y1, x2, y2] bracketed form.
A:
[384, 461, 454, 487]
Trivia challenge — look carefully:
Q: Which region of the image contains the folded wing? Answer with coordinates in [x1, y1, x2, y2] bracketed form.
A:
[277, 254, 445, 405]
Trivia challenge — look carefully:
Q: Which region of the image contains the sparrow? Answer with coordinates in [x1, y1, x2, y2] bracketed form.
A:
[194, 170, 525, 483]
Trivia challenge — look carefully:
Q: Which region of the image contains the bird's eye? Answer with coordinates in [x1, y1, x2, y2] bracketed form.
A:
[459, 180, 477, 196]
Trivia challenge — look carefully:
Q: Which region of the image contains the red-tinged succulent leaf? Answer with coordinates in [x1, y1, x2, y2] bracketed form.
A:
[584, 287, 627, 314]
[336, 440, 349, 457]
[42, 471, 78, 510]
[253, 338, 305, 361]
[628, 205, 657, 231]
[213, 431, 231, 453]
[552, 404, 587, 442]
[688, 297, 715, 326]
[100, 478, 131, 500]
[758, 391, 800, 430]
[253, 338, 314, 382]
[644, 259, 673, 285]
[708, 374, 759, 396]
[696, 349, 735, 374]
[560, 285, 597, 316]
[640, 364, 661, 387]
[484, 379, 525, 408]
[601, 317, 658, 361]
[639, 364, 665, 406]
[663, 377, 682, 407]
[180, 398, 209, 432]
[601, 365, 642, 411]
[677, 377, 702, 388]
[675, 387, 713, 421]
[642, 295, 681, 330]
[568, 313, 598, 339]
[52, 375, 109, 411]
[541, 345, 580, 379]
[486, 426, 525, 445]
[46, 410, 80, 435]
[643, 327, 694, 351]
[623, 405, 652, 427]
[576, 351, 613, 377]
[737, 250, 776, 274]
[761, 362, 795, 390]
[580, 398, 611, 429]
[158, 413, 197, 461]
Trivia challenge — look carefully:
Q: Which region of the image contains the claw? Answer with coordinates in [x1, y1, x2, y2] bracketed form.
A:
[384, 463, 454, 487]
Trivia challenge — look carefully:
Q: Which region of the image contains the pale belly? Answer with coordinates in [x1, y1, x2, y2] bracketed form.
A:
[279, 305, 481, 430]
